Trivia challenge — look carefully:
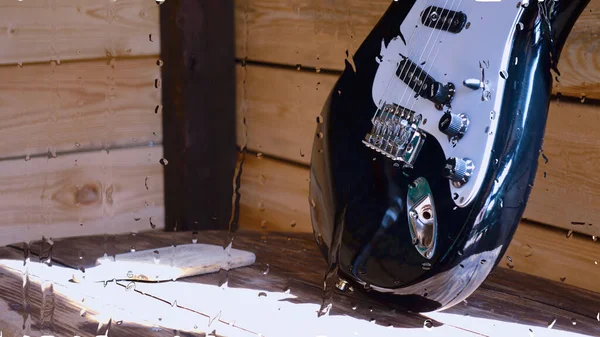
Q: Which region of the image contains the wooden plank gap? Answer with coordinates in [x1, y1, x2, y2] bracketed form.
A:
[0, 141, 163, 163]
[0, 54, 161, 69]
[236, 58, 344, 76]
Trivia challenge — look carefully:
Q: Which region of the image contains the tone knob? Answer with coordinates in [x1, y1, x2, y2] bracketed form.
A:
[443, 157, 475, 187]
[439, 113, 469, 138]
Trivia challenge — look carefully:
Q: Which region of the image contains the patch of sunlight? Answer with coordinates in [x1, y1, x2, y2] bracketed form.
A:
[0, 258, 594, 337]
[426, 312, 593, 337]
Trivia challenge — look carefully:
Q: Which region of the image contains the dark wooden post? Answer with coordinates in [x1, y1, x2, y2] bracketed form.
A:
[160, 0, 237, 231]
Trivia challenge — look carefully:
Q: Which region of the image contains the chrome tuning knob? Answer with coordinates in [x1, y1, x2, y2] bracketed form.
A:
[443, 157, 474, 187]
[439, 113, 469, 138]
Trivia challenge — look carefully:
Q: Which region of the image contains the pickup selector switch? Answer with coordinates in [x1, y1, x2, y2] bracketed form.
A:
[439, 112, 469, 138]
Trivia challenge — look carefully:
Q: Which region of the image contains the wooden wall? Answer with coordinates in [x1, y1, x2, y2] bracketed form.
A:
[0, 0, 164, 246]
[234, 0, 600, 293]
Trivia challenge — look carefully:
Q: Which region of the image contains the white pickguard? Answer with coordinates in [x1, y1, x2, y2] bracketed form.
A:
[372, 0, 525, 207]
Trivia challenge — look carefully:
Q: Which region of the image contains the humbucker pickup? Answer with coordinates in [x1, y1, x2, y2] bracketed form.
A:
[363, 103, 426, 168]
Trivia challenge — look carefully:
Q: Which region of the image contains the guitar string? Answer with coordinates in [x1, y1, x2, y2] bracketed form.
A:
[370, 0, 439, 123]
[381, 0, 454, 123]
[402, 0, 467, 119]
[387, 0, 462, 123]
[380, 0, 462, 149]
[386, 0, 468, 157]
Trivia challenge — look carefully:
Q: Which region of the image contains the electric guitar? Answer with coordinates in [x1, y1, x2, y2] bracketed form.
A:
[309, 0, 591, 312]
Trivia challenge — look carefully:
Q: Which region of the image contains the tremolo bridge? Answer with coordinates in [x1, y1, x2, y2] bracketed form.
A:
[363, 103, 426, 168]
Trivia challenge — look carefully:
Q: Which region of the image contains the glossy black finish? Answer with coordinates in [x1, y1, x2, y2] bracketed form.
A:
[309, 0, 590, 312]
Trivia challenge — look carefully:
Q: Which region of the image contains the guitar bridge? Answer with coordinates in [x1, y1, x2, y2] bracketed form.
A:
[363, 103, 426, 168]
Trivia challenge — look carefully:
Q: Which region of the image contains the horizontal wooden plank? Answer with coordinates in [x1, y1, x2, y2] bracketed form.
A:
[524, 101, 600, 237]
[238, 154, 600, 294]
[236, 64, 600, 237]
[0, 57, 162, 159]
[235, 0, 600, 99]
[0, 145, 165, 247]
[0, 0, 159, 64]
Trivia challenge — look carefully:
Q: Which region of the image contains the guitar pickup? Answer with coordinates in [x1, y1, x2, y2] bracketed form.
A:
[421, 6, 467, 34]
[363, 103, 426, 168]
[396, 57, 455, 106]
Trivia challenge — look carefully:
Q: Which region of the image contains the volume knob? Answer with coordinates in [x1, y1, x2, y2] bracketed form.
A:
[439, 113, 469, 138]
[443, 157, 475, 187]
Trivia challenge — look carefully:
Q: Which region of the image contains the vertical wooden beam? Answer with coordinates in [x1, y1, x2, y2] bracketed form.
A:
[160, 0, 236, 231]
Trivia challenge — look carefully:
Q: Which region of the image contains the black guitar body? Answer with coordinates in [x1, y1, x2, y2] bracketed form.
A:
[309, 0, 590, 312]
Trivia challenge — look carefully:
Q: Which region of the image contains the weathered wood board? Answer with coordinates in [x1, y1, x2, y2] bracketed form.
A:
[0, 57, 162, 160]
[0, 146, 165, 246]
[0, 0, 160, 64]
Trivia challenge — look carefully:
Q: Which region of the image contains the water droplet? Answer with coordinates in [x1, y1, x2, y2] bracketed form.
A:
[24, 154, 30, 161]
[300, 149, 305, 157]
[571, 318, 577, 325]
[483, 90, 492, 101]
[192, 231, 198, 244]
[506, 256, 513, 262]
[134, 213, 141, 221]
[149, 217, 156, 229]
[423, 319, 433, 330]
[421, 262, 431, 271]
[155, 105, 163, 114]
[153, 250, 160, 264]
[484, 126, 490, 134]
[310, 198, 316, 208]
[580, 94, 586, 103]
[149, 34, 153, 42]
[256, 152, 263, 158]
[316, 116, 324, 124]
[547, 316, 557, 329]
[154, 79, 161, 88]
[517, 22, 524, 30]
[258, 292, 267, 298]
[317, 132, 324, 139]
[130, 246, 136, 252]
[480, 259, 487, 265]
[126, 281, 136, 291]
[259, 174, 267, 185]
[566, 229, 573, 238]
[499, 70, 509, 79]
[17, 61, 23, 68]
[156, 59, 163, 67]
[159, 158, 168, 166]
[514, 57, 519, 65]
[263, 264, 270, 275]
[351, 303, 357, 310]
[290, 221, 296, 228]
[593, 236, 597, 242]
[260, 220, 267, 230]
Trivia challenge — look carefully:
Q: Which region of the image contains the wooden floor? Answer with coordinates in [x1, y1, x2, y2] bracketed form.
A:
[0, 230, 599, 337]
